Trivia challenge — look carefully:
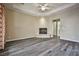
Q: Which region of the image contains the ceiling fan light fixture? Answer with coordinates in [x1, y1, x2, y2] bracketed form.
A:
[41, 6, 46, 11]
[37, 3, 51, 12]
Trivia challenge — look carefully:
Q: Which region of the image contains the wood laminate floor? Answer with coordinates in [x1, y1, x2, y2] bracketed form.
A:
[0, 38, 79, 56]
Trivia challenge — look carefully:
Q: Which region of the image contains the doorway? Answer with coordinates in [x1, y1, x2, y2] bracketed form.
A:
[53, 19, 60, 38]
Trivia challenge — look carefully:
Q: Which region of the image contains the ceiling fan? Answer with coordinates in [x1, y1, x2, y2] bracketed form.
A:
[35, 3, 51, 12]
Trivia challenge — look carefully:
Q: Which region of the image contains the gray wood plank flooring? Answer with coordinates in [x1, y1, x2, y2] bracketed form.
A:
[0, 38, 79, 56]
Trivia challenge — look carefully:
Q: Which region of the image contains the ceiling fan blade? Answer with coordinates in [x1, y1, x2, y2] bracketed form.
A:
[44, 3, 48, 6]
[45, 7, 50, 10]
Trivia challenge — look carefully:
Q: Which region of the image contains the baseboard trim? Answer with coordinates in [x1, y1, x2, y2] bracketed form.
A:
[60, 38, 79, 43]
[36, 37, 53, 38]
[6, 37, 35, 42]
[6, 36, 53, 42]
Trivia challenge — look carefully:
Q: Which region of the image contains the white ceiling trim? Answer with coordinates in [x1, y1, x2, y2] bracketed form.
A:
[5, 3, 76, 16]
[46, 4, 76, 16]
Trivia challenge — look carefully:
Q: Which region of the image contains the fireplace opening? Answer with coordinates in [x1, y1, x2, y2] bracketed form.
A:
[39, 28, 47, 34]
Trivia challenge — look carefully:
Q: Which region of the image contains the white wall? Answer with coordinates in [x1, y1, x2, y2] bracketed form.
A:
[34, 17, 53, 38]
[6, 4, 79, 42]
[5, 8, 37, 41]
[50, 4, 79, 42]
[5, 8, 53, 42]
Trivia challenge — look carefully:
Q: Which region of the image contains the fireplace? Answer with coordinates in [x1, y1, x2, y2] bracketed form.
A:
[39, 28, 47, 34]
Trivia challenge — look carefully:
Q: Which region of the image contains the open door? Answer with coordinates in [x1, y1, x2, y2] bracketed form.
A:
[0, 4, 5, 50]
[53, 19, 60, 38]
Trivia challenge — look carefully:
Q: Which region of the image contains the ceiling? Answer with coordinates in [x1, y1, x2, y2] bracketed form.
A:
[4, 3, 76, 16]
